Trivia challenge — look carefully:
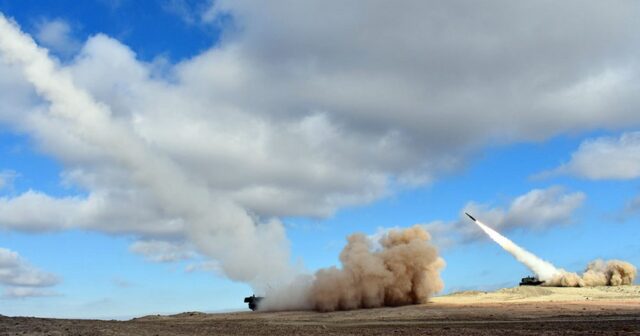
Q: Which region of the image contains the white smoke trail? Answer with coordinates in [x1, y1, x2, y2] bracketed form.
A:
[473, 219, 561, 281]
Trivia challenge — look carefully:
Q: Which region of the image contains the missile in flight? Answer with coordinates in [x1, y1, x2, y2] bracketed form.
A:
[465, 212, 477, 222]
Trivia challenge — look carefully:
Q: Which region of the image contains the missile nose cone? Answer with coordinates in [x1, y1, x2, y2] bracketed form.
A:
[465, 212, 477, 222]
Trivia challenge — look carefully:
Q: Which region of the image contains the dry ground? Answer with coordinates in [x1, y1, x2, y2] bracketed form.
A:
[2, 285, 639, 335]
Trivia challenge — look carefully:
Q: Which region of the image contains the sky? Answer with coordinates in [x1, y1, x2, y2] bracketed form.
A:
[0, 0, 639, 319]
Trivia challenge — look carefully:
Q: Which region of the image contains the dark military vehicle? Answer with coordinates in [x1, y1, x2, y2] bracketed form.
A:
[519, 276, 545, 286]
[243, 294, 264, 311]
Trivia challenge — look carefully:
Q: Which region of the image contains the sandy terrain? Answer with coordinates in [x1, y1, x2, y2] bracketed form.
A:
[2, 285, 639, 335]
[431, 284, 640, 304]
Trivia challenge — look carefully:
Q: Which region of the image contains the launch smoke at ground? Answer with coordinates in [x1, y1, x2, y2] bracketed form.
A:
[469, 215, 637, 287]
[547, 260, 637, 287]
[261, 226, 445, 312]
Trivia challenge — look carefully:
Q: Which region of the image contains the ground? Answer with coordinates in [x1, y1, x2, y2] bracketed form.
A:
[2, 286, 639, 335]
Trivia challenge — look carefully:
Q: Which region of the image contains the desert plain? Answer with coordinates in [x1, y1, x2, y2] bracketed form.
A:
[2, 285, 639, 336]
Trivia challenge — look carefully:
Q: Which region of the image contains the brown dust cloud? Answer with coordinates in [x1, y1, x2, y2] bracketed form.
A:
[260, 226, 446, 312]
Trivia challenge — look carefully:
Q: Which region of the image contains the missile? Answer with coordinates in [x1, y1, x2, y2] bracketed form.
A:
[465, 212, 477, 222]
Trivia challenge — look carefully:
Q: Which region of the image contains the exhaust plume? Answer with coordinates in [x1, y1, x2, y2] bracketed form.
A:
[470, 215, 637, 287]
[261, 226, 446, 312]
[472, 218, 560, 281]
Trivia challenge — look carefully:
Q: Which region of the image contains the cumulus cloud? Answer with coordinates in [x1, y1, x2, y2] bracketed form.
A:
[422, 187, 585, 245]
[486, 186, 585, 231]
[34, 18, 80, 56]
[544, 132, 640, 180]
[206, 0, 640, 142]
[0, 1, 637, 289]
[0, 190, 186, 235]
[540, 132, 640, 222]
[0, 3, 636, 228]
[0, 248, 59, 298]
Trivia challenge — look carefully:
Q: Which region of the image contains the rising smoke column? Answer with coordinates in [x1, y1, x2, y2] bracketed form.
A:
[469, 214, 637, 287]
[260, 226, 446, 312]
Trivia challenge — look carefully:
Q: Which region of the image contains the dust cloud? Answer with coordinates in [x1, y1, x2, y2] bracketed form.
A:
[260, 226, 445, 312]
[546, 259, 637, 287]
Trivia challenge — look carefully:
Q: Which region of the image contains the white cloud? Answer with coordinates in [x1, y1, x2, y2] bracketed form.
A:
[34, 18, 80, 56]
[0, 247, 59, 298]
[544, 132, 640, 180]
[500, 187, 586, 230]
[0, 190, 185, 236]
[421, 187, 585, 246]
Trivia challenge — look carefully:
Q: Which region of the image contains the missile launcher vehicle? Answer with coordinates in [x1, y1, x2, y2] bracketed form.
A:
[519, 276, 545, 286]
[243, 294, 263, 311]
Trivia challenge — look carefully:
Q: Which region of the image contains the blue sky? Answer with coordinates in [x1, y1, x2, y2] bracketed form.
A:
[0, 1, 639, 319]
